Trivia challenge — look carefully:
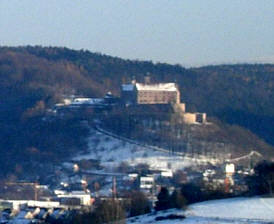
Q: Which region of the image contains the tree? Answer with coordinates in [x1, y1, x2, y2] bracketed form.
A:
[117, 161, 131, 173]
[93, 199, 126, 224]
[71, 199, 125, 224]
[170, 189, 187, 209]
[173, 170, 187, 186]
[129, 191, 151, 217]
[181, 183, 204, 204]
[155, 187, 171, 211]
[135, 163, 150, 176]
[249, 161, 274, 196]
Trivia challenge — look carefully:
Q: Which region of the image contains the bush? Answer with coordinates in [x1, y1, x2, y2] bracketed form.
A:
[170, 189, 187, 209]
[181, 183, 204, 204]
[129, 191, 151, 217]
[155, 214, 186, 221]
[155, 187, 171, 211]
[247, 160, 274, 196]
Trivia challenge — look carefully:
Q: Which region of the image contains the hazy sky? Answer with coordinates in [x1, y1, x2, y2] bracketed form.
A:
[1, 0, 274, 66]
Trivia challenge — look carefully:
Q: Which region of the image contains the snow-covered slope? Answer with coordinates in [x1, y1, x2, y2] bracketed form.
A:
[73, 128, 218, 171]
[187, 197, 274, 221]
[127, 197, 274, 224]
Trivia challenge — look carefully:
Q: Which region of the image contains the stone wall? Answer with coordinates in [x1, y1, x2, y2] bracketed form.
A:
[183, 112, 207, 124]
[183, 113, 197, 124]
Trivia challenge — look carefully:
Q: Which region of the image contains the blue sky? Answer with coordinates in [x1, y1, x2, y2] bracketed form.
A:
[1, 0, 274, 66]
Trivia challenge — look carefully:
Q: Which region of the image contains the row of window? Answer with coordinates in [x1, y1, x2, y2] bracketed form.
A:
[138, 92, 177, 96]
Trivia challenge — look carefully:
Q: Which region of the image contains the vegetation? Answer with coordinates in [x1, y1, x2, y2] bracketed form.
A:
[180, 183, 204, 204]
[72, 191, 150, 223]
[170, 189, 187, 209]
[247, 161, 274, 196]
[0, 46, 274, 177]
[128, 191, 151, 217]
[102, 106, 273, 158]
[155, 187, 171, 211]
[73, 199, 126, 224]
[155, 187, 187, 211]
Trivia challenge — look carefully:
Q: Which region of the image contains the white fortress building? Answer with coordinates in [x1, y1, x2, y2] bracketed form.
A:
[122, 82, 180, 105]
[121, 80, 207, 124]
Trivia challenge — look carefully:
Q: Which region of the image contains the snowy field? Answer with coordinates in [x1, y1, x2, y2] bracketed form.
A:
[187, 197, 274, 221]
[73, 128, 218, 171]
[127, 197, 274, 224]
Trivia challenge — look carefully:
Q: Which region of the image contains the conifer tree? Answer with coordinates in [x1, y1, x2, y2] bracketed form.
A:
[155, 187, 171, 211]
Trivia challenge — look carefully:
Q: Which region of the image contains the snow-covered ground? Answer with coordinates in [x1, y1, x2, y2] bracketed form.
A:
[73, 128, 217, 171]
[187, 197, 274, 221]
[127, 197, 274, 224]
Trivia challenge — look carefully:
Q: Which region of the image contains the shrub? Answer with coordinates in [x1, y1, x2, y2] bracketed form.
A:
[129, 191, 151, 217]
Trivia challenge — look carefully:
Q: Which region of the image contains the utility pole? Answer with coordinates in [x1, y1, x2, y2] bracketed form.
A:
[112, 176, 117, 199]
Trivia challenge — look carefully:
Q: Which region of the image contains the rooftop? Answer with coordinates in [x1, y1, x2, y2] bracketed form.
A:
[122, 83, 178, 92]
[121, 84, 134, 91]
[136, 83, 178, 91]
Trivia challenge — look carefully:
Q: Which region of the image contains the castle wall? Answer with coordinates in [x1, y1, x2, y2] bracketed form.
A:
[176, 85, 180, 104]
[183, 112, 207, 124]
[183, 113, 197, 124]
[178, 103, 185, 113]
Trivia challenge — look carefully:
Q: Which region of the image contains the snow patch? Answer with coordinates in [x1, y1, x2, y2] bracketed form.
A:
[73, 128, 205, 171]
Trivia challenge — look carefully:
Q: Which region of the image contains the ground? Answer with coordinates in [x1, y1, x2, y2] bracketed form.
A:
[127, 197, 274, 224]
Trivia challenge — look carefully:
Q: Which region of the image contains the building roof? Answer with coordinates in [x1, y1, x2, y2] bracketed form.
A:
[135, 83, 178, 91]
[121, 84, 134, 91]
[71, 98, 104, 105]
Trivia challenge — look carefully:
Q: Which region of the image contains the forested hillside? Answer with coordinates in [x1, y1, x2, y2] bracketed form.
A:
[190, 65, 274, 145]
[11, 46, 274, 145]
[0, 46, 273, 177]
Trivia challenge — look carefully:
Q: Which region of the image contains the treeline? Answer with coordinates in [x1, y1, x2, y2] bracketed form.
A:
[2, 46, 273, 144]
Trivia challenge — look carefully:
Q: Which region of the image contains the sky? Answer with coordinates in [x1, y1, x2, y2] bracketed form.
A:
[0, 0, 274, 67]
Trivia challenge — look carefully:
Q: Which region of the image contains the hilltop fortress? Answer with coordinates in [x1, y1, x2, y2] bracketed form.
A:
[55, 78, 207, 125]
[121, 80, 207, 124]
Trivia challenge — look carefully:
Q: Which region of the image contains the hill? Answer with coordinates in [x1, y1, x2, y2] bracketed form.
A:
[100, 105, 273, 160]
[190, 65, 274, 145]
[3, 46, 274, 144]
[0, 46, 273, 177]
